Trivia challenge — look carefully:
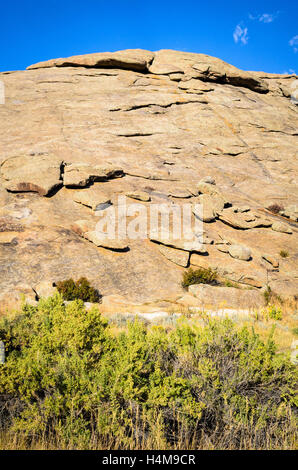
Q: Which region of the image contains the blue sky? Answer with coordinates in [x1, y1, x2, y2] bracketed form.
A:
[1, 0, 297, 73]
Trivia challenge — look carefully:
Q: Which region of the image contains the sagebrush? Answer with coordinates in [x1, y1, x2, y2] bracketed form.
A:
[181, 267, 218, 289]
[0, 295, 297, 450]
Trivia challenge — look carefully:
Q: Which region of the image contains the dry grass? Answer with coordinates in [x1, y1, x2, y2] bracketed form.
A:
[1, 420, 296, 451]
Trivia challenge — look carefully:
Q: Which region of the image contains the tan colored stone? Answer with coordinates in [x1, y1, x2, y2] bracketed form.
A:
[192, 193, 225, 223]
[149, 49, 268, 93]
[234, 206, 250, 213]
[190, 252, 264, 288]
[262, 254, 279, 268]
[197, 181, 221, 196]
[271, 221, 293, 234]
[0, 48, 297, 303]
[219, 207, 272, 229]
[73, 188, 111, 210]
[169, 189, 192, 198]
[216, 244, 229, 253]
[0, 154, 62, 196]
[150, 235, 208, 254]
[158, 244, 189, 267]
[101, 294, 133, 306]
[176, 293, 202, 307]
[192, 198, 216, 222]
[27, 49, 155, 72]
[126, 191, 151, 202]
[64, 163, 123, 187]
[188, 284, 264, 309]
[228, 244, 252, 261]
[85, 230, 129, 251]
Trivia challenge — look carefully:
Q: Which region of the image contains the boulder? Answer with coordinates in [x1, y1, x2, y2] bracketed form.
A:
[190, 252, 264, 288]
[63, 163, 123, 187]
[176, 293, 202, 307]
[85, 230, 129, 251]
[192, 193, 225, 223]
[216, 244, 229, 253]
[0, 154, 62, 196]
[199, 193, 225, 218]
[228, 244, 252, 261]
[101, 294, 133, 307]
[271, 221, 293, 234]
[192, 196, 216, 222]
[262, 254, 279, 268]
[27, 49, 155, 72]
[197, 181, 220, 197]
[219, 207, 272, 229]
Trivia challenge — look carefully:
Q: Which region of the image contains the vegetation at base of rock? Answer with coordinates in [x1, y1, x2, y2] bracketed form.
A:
[264, 286, 273, 305]
[55, 277, 100, 302]
[280, 250, 289, 258]
[181, 267, 218, 289]
[267, 203, 284, 214]
[0, 295, 297, 450]
[260, 304, 283, 321]
[263, 286, 283, 306]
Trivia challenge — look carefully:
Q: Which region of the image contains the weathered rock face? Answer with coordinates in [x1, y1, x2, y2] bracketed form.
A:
[188, 284, 265, 309]
[27, 49, 155, 72]
[0, 49, 297, 304]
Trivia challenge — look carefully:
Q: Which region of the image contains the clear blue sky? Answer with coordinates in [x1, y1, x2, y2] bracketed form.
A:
[1, 0, 297, 73]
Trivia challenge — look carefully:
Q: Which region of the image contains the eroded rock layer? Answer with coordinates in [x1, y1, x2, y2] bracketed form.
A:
[0, 49, 297, 303]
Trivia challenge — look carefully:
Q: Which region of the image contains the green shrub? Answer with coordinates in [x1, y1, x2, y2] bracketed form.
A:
[280, 250, 289, 258]
[261, 304, 283, 321]
[224, 280, 239, 288]
[182, 267, 218, 289]
[292, 328, 298, 336]
[56, 277, 100, 302]
[267, 304, 283, 321]
[0, 295, 296, 450]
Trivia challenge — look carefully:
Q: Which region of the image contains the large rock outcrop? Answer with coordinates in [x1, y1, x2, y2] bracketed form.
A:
[0, 49, 297, 304]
